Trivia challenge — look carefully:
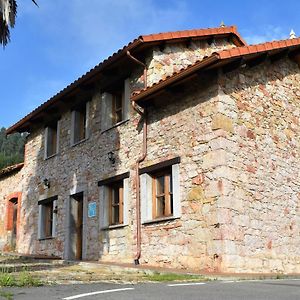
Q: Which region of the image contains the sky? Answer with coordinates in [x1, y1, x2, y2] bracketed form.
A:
[1, 0, 300, 129]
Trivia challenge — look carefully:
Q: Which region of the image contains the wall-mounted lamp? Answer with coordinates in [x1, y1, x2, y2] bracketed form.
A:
[108, 151, 116, 164]
[43, 178, 50, 189]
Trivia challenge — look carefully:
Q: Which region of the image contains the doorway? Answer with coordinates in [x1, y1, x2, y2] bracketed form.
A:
[10, 198, 18, 250]
[69, 192, 84, 260]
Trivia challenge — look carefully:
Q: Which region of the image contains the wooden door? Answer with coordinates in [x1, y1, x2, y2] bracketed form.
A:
[76, 197, 83, 260]
[10, 198, 18, 250]
[69, 193, 83, 260]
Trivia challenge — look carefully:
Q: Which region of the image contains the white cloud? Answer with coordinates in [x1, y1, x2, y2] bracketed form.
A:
[17, 0, 190, 80]
[243, 25, 288, 45]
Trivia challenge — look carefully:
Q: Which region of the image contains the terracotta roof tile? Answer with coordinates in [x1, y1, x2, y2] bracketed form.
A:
[7, 25, 244, 134]
[132, 37, 300, 102]
[140, 26, 246, 45]
[0, 163, 24, 179]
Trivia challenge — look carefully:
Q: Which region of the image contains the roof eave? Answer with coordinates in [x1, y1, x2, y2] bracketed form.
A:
[0, 162, 24, 179]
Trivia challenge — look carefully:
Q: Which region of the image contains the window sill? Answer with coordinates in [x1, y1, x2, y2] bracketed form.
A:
[38, 236, 55, 241]
[101, 119, 129, 134]
[101, 223, 128, 230]
[142, 216, 180, 225]
[44, 153, 57, 160]
[71, 138, 87, 148]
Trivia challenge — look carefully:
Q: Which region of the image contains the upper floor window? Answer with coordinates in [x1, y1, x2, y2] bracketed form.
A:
[112, 90, 124, 125]
[101, 78, 130, 131]
[71, 102, 89, 145]
[45, 121, 59, 158]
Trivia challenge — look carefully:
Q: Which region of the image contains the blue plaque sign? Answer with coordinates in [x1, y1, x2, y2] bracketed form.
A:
[88, 202, 97, 218]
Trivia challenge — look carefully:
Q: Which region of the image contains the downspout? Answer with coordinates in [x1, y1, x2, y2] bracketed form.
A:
[127, 51, 147, 265]
[127, 51, 147, 88]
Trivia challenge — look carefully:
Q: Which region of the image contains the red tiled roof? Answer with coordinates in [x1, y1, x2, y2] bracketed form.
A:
[141, 25, 246, 46]
[7, 26, 244, 134]
[217, 37, 300, 59]
[0, 163, 24, 179]
[132, 37, 300, 103]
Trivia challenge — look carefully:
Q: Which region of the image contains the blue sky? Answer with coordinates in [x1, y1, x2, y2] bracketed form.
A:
[1, 0, 299, 128]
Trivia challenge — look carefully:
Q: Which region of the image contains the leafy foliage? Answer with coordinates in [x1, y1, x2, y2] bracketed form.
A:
[0, 127, 26, 170]
[0, 0, 38, 47]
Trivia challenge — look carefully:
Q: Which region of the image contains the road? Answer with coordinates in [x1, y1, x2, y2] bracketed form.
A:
[1, 279, 300, 300]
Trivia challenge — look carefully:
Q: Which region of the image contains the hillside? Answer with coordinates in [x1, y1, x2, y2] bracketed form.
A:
[0, 127, 26, 170]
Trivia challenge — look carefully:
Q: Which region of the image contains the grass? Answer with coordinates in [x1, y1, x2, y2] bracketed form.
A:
[143, 272, 208, 282]
[0, 290, 14, 300]
[0, 267, 43, 287]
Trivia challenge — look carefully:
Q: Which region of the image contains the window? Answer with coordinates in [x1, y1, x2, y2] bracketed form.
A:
[71, 102, 89, 145]
[109, 181, 123, 225]
[101, 78, 130, 131]
[45, 121, 59, 158]
[98, 173, 129, 229]
[38, 197, 57, 239]
[152, 169, 173, 219]
[112, 91, 124, 125]
[140, 158, 181, 223]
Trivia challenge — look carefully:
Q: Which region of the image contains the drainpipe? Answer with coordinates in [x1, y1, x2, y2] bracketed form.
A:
[132, 104, 147, 265]
[127, 51, 147, 90]
[127, 51, 147, 265]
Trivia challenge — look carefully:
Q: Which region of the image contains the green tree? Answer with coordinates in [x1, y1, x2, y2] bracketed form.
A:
[0, 127, 26, 170]
[0, 0, 38, 47]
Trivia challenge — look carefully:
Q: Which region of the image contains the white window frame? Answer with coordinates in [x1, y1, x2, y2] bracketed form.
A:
[101, 78, 130, 132]
[99, 175, 130, 229]
[140, 161, 181, 223]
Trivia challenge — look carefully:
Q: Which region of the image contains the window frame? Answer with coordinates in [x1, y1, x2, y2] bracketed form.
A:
[152, 168, 173, 219]
[108, 181, 124, 226]
[98, 172, 130, 229]
[38, 196, 57, 240]
[44, 120, 59, 159]
[71, 102, 89, 146]
[140, 158, 181, 224]
[112, 90, 124, 125]
[101, 78, 130, 132]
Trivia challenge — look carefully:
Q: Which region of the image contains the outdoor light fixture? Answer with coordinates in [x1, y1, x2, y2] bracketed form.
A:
[43, 178, 50, 188]
[108, 151, 116, 164]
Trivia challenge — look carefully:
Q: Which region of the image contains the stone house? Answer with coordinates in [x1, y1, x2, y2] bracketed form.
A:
[1, 25, 300, 273]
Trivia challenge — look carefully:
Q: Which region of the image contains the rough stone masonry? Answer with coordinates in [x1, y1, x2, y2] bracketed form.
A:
[0, 28, 299, 274]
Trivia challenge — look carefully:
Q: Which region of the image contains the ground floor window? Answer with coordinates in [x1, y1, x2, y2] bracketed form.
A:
[152, 169, 173, 219]
[98, 172, 129, 229]
[108, 181, 124, 225]
[38, 196, 57, 239]
[140, 157, 181, 223]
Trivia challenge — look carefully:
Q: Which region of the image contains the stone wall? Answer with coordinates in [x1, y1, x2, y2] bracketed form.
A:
[132, 37, 236, 90]
[12, 38, 233, 266]
[0, 169, 23, 251]
[1, 38, 300, 274]
[216, 58, 300, 273]
[17, 92, 141, 260]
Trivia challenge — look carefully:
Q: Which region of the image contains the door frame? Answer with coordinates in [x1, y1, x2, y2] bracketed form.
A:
[6, 192, 22, 250]
[64, 188, 87, 260]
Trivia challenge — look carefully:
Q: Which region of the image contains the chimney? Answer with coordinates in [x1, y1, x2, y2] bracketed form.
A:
[220, 21, 225, 28]
[290, 29, 296, 39]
